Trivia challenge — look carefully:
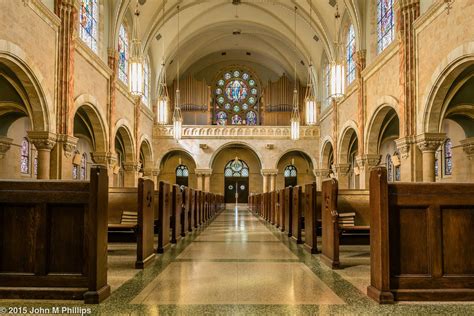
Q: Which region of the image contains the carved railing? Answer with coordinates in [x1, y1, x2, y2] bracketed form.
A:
[154, 125, 319, 139]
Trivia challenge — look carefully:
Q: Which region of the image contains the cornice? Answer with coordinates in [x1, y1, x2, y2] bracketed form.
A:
[76, 40, 113, 79]
[413, 0, 446, 34]
[361, 42, 399, 80]
[23, 0, 61, 30]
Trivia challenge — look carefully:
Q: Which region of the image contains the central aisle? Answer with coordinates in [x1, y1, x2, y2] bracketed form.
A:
[132, 206, 344, 305]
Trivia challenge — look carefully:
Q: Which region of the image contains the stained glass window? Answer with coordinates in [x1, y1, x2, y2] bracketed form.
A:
[80, 153, 87, 180]
[386, 154, 393, 182]
[284, 165, 297, 187]
[377, 0, 395, 53]
[34, 152, 38, 176]
[224, 159, 249, 177]
[176, 165, 189, 177]
[20, 138, 29, 174]
[435, 149, 440, 177]
[394, 152, 401, 181]
[444, 138, 452, 176]
[79, 0, 99, 53]
[214, 69, 260, 125]
[346, 25, 356, 84]
[143, 57, 151, 106]
[118, 24, 129, 83]
[284, 165, 297, 177]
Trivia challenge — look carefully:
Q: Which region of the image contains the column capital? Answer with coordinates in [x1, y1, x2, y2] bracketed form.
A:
[356, 154, 381, 168]
[261, 168, 278, 176]
[56, 134, 78, 158]
[395, 136, 416, 159]
[123, 162, 141, 172]
[416, 133, 446, 152]
[461, 137, 474, 160]
[27, 131, 57, 151]
[91, 152, 117, 166]
[335, 164, 351, 175]
[313, 168, 330, 177]
[0, 136, 13, 159]
[195, 168, 212, 176]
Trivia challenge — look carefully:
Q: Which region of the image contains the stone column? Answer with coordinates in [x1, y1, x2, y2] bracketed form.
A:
[123, 162, 141, 187]
[396, 0, 420, 138]
[356, 154, 381, 189]
[262, 172, 269, 193]
[416, 133, 445, 182]
[196, 172, 203, 191]
[313, 169, 330, 189]
[355, 50, 367, 153]
[335, 164, 351, 189]
[107, 49, 118, 154]
[269, 173, 277, 192]
[51, 134, 78, 179]
[28, 131, 57, 180]
[0, 136, 13, 159]
[195, 169, 212, 192]
[204, 173, 211, 192]
[395, 136, 420, 181]
[91, 151, 117, 184]
[461, 138, 474, 179]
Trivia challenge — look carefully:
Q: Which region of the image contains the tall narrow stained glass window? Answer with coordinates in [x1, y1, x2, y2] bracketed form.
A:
[79, 0, 99, 52]
[377, 0, 395, 53]
[143, 57, 151, 107]
[346, 25, 356, 84]
[386, 154, 393, 182]
[444, 138, 453, 176]
[284, 165, 297, 188]
[80, 153, 87, 180]
[118, 24, 129, 83]
[20, 138, 30, 174]
[213, 69, 260, 125]
[435, 148, 440, 177]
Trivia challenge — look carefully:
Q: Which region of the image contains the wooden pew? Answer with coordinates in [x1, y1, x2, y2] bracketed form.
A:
[136, 178, 156, 268]
[108, 187, 138, 233]
[171, 185, 182, 243]
[321, 179, 370, 269]
[187, 187, 194, 232]
[368, 167, 474, 303]
[304, 182, 320, 254]
[157, 181, 171, 253]
[278, 189, 285, 231]
[193, 190, 199, 228]
[0, 166, 110, 303]
[283, 187, 292, 236]
[291, 186, 304, 244]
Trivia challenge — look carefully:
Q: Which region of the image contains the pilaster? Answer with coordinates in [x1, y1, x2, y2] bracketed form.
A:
[356, 154, 381, 189]
[356, 50, 367, 154]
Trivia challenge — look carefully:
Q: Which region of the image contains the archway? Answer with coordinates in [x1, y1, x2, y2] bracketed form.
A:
[224, 158, 249, 203]
[338, 126, 359, 188]
[275, 150, 314, 190]
[138, 138, 153, 176]
[210, 143, 262, 196]
[159, 150, 197, 188]
[320, 140, 334, 171]
[114, 125, 135, 187]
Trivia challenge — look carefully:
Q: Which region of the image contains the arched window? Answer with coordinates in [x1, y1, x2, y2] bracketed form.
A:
[79, 0, 99, 53]
[80, 153, 87, 180]
[224, 159, 249, 177]
[386, 154, 393, 182]
[284, 165, 297, 187]
[143, 57, 151, 107]
[118, 24, 129, 83]
[176, 165, 189, 187]
[444, 138, 453, 176]
[20, 138, 30, 174]
[377, 0, 395, 53]
[346, 25, 356, 84]
[214, 69, 260, 125]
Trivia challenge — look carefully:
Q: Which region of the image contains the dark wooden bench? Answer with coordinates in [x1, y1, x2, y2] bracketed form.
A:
[157, 181, 171, 253]
[368, 167, 474, 303]
[321, 178, 370, 269]
[303, 182, 320, 254]
[0, 166, 110, 303]
[107, 210, 138, 231]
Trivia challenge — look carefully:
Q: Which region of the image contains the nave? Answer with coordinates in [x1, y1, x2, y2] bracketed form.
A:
[6, 206, 472, 315]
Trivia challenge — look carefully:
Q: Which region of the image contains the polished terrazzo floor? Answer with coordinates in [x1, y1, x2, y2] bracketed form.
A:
[1, 206, 474, 315]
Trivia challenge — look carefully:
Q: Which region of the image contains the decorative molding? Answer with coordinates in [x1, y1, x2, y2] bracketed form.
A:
[460, 137, 474, 159]
[27, 131, 57, 151]
[395, 136, 416, 159]
[25, 0, 61, 30]
[57, 134, 78, 158]
[154, 125, 319, 140]
[123, 162, 141, 172]
[195, 168, 212, 176]
[261, 169, 278, 176]
[413, 0, 446, 33]
[91, 151, 117, 166]
[335, 164, 351, 175]
[361, 42, 399, 80]
[416, 132, 446, 152]
[199, 143, 208, 149]
[0, 137, 13, 159]
[265, 144, 274, 149]
[356, 154, 381, 168]
[76, 40, 113, 79]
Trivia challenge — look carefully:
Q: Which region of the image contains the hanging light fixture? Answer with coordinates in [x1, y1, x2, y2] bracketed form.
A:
[290, 6, 300, 141]
[156, 1, 169, 124]
[129, 1, 144, 97]
[172, 5, 183, 141]
[305, 0, 317, 125]
[329, 2, 345, 100]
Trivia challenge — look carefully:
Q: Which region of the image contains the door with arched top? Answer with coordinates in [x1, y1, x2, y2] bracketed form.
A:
[224, 158, 249, 203]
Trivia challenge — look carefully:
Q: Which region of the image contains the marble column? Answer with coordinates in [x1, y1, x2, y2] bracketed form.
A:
[262, 172, 269, 193]
[335, 164, 351, 189]
[356, 154, 381, 189]
[123, 162, 141, 187]
[28, 131, 57, 180]
[0, 136, 13, 159]
[416, 133, 445, 182]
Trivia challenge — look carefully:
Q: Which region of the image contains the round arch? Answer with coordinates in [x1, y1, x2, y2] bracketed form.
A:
[73, 95, 108, 153]
[422, 47, 474, 134]
[138, 136, 153, 170]
[365, 99, 400, 155]
[338, 121, 359, 164]
[0, 40, 51, 132]
[156, 148, 197, 171]
[274, 148, 316, 170]
[114, 123, 135, 162]
[209, 141, 263, 169]
[320, 138, 335, 170]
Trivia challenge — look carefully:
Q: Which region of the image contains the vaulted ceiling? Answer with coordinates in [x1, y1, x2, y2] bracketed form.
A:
[114, 0, 364, 83]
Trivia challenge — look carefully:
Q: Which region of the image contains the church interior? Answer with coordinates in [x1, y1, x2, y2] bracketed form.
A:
[1, 0, 474, 314]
